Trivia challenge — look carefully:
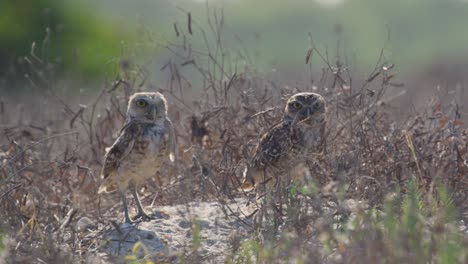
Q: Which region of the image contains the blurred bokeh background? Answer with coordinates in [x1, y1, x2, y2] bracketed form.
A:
[1, 0, 468, 93]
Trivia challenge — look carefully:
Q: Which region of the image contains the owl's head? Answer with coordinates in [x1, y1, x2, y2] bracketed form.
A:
[127, 92, 168, 123]
[284, 92, 326, 125]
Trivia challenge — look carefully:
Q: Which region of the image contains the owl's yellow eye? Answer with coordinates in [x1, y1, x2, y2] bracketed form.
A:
[292, 102, 302, 109]
[314, 103, 322, 110]
[136, 100, 147, 107]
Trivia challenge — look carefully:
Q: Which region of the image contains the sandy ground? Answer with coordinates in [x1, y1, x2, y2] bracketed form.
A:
[82, 197, 467, 264]
[91, 198, 253, 263]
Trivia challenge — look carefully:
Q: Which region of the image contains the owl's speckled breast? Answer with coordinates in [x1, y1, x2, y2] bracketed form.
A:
[120, 123, 170, 182]
[291, 122, 324, 157]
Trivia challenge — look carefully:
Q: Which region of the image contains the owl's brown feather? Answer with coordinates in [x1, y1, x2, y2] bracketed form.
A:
[101, 121, 141, 182]
[251, 121, 292, 168]
[241, 92, 326, 191]
[99, 120, 167, 193]
[241, 121, 292, 191]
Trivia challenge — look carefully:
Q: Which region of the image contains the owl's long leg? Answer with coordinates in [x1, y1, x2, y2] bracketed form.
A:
[131, 184, 152, 221]
[121, 191, 132, 224]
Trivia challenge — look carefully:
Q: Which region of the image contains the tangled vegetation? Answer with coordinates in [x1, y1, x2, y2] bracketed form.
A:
[0, 9, 467, 264]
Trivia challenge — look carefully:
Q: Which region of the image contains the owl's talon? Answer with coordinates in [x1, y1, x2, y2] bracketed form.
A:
[133, 212, 154, 221]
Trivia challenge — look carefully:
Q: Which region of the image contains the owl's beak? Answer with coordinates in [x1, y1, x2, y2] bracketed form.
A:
[148, 105, 157, 120]
[306, 108, 312, 116]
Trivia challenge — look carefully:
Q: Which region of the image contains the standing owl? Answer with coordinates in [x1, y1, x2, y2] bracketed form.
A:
[241, 92, 326, 191]
[98, 92, 176, 223]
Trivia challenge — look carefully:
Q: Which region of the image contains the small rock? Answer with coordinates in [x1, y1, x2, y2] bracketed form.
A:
[196, 220, 210, 229]
[179, 220, 192, 229]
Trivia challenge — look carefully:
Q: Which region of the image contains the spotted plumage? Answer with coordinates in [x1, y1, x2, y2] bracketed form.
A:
[241, 92, 326, 191]
[98, 92, 175, 223]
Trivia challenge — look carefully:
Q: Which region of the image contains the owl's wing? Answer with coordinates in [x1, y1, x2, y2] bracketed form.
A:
[165, 118, 176, 162]
[100, 121, 141, 181]
[251, 122, 291, 167]
[240, 122, 291, 190]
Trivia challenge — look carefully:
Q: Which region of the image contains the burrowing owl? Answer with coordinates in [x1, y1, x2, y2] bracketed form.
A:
[98, 92, 176, 223]
[241, 92, 326, 191]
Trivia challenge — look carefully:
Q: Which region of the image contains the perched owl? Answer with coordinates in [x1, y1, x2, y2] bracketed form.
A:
[241, 92, 326, 191]
[98, 92, 176, 223]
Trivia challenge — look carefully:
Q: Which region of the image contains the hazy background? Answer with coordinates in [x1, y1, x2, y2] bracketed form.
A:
[1, 0, 468, 94]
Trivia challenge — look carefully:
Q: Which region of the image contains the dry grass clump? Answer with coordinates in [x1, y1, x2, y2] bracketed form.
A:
[0, 9, 467, 263]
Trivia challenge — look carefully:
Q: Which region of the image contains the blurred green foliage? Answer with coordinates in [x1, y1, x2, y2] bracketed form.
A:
[231, 180, 466, 263]
[224, 0, 468, 70]
[0, 0, 128, 85]
[88, 0, 468, 72]
[0, 227, 4, 258]
[2, 0, 468, 87]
